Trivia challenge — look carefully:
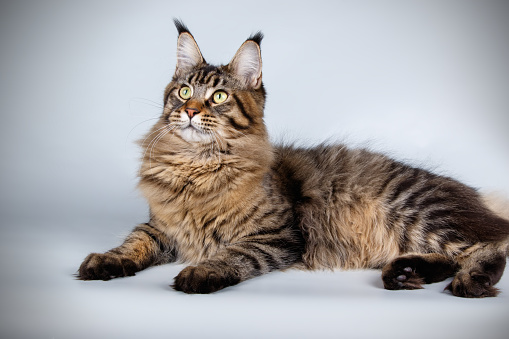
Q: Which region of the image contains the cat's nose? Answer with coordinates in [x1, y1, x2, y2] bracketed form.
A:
[185, 107, 200, 119]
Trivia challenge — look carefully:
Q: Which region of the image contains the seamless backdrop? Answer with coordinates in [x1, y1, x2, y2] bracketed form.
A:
[1, 1, 508, 338]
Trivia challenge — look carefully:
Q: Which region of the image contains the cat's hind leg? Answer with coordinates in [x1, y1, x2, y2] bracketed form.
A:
[78, 223, 175, 280]
[445, 242, 507, 298]
[382, 253, 458, 290]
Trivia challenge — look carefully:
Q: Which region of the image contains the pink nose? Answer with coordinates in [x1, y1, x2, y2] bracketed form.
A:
[185, 108, 200, 118]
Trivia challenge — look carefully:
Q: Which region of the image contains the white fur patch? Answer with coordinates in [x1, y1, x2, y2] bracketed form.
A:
[205, 88, 216, 100]
[180, 127, 213, 143]
[178, 112, 213, 143]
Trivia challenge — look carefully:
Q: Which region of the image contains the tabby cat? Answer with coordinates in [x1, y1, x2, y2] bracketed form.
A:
[78, 20, 509, 297]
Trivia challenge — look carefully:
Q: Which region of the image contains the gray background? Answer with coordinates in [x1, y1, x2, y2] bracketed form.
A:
[1, 1, 508, 338]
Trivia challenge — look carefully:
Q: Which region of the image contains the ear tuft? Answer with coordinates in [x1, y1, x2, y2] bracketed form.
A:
[173, 18, 190, 35]
[174, 20, 204, 72]
[247, 31, 264, 46]
[228, 37, 263, 89]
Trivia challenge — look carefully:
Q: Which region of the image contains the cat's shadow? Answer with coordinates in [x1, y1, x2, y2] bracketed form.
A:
[215, 270, 388, 297]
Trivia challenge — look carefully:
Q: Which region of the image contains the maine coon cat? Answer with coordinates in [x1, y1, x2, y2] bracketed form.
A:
[78, 20, 509, 297]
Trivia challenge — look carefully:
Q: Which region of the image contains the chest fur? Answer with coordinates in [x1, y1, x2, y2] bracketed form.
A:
[140, 166, 270, 264]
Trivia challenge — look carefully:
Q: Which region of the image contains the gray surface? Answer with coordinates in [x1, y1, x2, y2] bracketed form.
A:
[1, 1, 509, 338]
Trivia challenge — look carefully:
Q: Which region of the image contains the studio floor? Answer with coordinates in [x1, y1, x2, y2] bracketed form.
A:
[1, 217, 508, 339]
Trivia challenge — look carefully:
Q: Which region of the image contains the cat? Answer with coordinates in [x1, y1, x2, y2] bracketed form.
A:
[78, 20, 509, 297]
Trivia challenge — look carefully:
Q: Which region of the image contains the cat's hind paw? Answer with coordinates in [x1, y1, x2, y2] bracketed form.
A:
[445, 272, 500, 298]
[382, 263, 425, 290]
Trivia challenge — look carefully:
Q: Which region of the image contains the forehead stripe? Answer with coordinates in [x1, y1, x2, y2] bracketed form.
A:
[203, 71, 216, 85]
[190, 72, 200, 83]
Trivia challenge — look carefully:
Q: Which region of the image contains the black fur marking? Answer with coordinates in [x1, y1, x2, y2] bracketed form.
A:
[196, 65, 217, 84]
[228, 116, 250, 130]
[140, 224, 167, 253]
[203, 69, 217, 84]
[247, 31, 264, 45]
[174, 18, 191, 35]
[228, 248, 262, 272]
[190, 72, 200, 83]
[242, 243, 281, 270]
[387, 169, 420, 204]
[211, 229, 222, 244]
[417, 195, 449, 211]
[376, 162, 403, 196]
[253, 209, 285, 228]
[232, 94, 254, 123]
[403, 181, 435, 209]
[246, 223, 289, 239]
[202, 217, 217, 231]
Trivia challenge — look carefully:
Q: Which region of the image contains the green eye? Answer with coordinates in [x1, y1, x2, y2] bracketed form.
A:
[179, 86, 192, 100]
[213, 91, 228, 104]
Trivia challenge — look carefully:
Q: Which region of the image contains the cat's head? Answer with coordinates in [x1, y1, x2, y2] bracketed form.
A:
[153, 20, 268, 149]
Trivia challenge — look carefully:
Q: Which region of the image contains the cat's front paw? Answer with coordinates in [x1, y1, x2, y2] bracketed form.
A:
[77, 253, 138, 281]
[173, 265, 240, 294]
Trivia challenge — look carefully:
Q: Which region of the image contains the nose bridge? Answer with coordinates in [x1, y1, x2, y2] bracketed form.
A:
[184, 99, 204, 112]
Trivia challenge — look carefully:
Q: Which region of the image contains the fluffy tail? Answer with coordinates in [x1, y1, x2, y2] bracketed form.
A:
[482, 191, 509, 257]
[482, 191, 509, 221]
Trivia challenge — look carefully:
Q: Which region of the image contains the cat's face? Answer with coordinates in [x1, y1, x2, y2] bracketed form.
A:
[159, 22, 267, 146]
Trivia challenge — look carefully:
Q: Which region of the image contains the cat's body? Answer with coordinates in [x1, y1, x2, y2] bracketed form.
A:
[78, 21, 509, 297]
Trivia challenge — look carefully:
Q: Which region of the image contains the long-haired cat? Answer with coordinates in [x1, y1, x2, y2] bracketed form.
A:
[78, 20, 509, 297]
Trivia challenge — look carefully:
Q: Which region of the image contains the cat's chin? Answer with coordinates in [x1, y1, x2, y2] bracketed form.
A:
[179, 127, 213, 144]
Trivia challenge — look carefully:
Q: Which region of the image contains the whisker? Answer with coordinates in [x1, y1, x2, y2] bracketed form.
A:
[140, 124, 173, 150]
[212, 130, 227, 152]
[129, 97, 164, 110]
[141, 126, 172, 164]
[125, 117, 162, 150]
[148, 128, 172, 172]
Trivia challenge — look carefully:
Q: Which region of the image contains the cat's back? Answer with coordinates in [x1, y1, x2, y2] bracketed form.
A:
[271, 143, 400, 204]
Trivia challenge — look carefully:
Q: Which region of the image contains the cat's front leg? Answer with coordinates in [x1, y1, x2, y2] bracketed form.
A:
[173, 238, 303, 294]
[78, 223, 176, 280]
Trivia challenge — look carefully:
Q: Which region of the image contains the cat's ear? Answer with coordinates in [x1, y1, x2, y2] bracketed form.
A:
[174, 19, 204, 73]
[228, 32, 263, 89]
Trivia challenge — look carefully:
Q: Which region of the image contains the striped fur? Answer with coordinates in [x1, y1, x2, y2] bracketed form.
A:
[78, 20, 509, 297]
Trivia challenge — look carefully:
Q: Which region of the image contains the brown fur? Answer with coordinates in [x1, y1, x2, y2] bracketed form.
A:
[78, 20, 509, 297]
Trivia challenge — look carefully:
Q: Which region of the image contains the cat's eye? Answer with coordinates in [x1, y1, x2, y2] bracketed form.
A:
[212, 91, 228, 104]
[179, 86, 192, 100]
